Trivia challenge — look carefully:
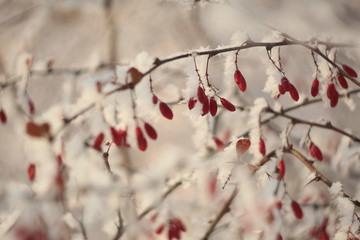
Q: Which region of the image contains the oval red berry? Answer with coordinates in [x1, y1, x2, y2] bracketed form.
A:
[311, 78, 319, 97]
[144, 122, 157, 140]
[209, 97, 217, 116]
[342, 64, 357, 78]
[337, 74, 348, 89]
[259, 138, 266, 156]
[188, 97, 197, 110]
[197, 86, 207, 104]
[289, 84, 299, 101]
[136, 127, 147, 151]
[278, 160, 285, 180]
[0, 109, 7, 123]
[28, 163, 36, 181]
[220, 98, 236, 112]
[159, 102, 173, 120]
[93, 132, 104, 151]
[291, 200, 303, 219]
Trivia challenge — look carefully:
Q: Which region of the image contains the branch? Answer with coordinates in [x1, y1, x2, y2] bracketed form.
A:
[201, 188, 237, 240]
[285, 147, 360, 207]
[265, 107, 360, 142]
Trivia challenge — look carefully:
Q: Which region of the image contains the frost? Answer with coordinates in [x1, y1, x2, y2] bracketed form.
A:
[343, 95, 356, 111]
[230, 31, 248, 46]
[248, 98, 267, 162]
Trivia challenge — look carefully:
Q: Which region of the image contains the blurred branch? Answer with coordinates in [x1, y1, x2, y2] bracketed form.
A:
[201, 188, 237, 240]
[137, 181, 182, 220]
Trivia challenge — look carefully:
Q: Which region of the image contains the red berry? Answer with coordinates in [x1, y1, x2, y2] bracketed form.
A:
[289, 84, 299, 101]
[220, 98, 236, 112]
[93, 132, 104, 151]
[278, 84, 286, 95]
[259, 138, 266, 156]
[152, 95, 158, 104]
[209, 97, 218, 116]
[188, 97, 197, 110]
[327, 83, 336, 99]
[135, 127, 147, 151]
[234, 70, 247, 92]
[197, 86, 207, 104]
[144, 122, 157, 140]
[281, 77, 291, 92]
[291, 200, 303, 219]
[275, 201, 282, 210]
[56, 155, 62, 167]
[277, 233, 283, 240]
[337, 74, 348, 89]
[28, 164, 36, 181]
[159, 102, 173, 120]
[0, 108, 7, 123]
[201, 97, 209, 116]
[311, 78, 319, 97]
[309, 142, 323, 161]
[342, 64, 357, 78]
[213, 137, 224, 151]
[155, 224, 165, 234]
[278, 160, 285, 180]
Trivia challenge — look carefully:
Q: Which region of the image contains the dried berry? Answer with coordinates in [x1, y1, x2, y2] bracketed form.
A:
[234, 70, 247, 92]
[28, 163, 36, 181]
[188, 97, 197, 110]
[26, 122, 50, 138]
[342, 64, 358, 78]
[159, 102, 173, 120]
[0, 108, 7, 123]
[289, 84, 299, 101]
[209, 97, 217, 116]
[136, 127, 147, 151]
[93, 132, 104, 151]
[278, 160, 285, 180]
[291, 200, 303, 219]
[197, 86, 207, 104]
[144, 122, 157, 140]
[220, 98, 236, 112]
[309, 142, 323, 161]
[236, 138, 251, 155]
[337, 74, 348, 89]
[259, 138, 266, 156]
[311, 78, 319, 97]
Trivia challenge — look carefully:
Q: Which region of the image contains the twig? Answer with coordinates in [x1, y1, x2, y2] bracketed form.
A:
[285, 147, 360, 207]
[265, 108, 360, 142]
[137, 181, 182, 220]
